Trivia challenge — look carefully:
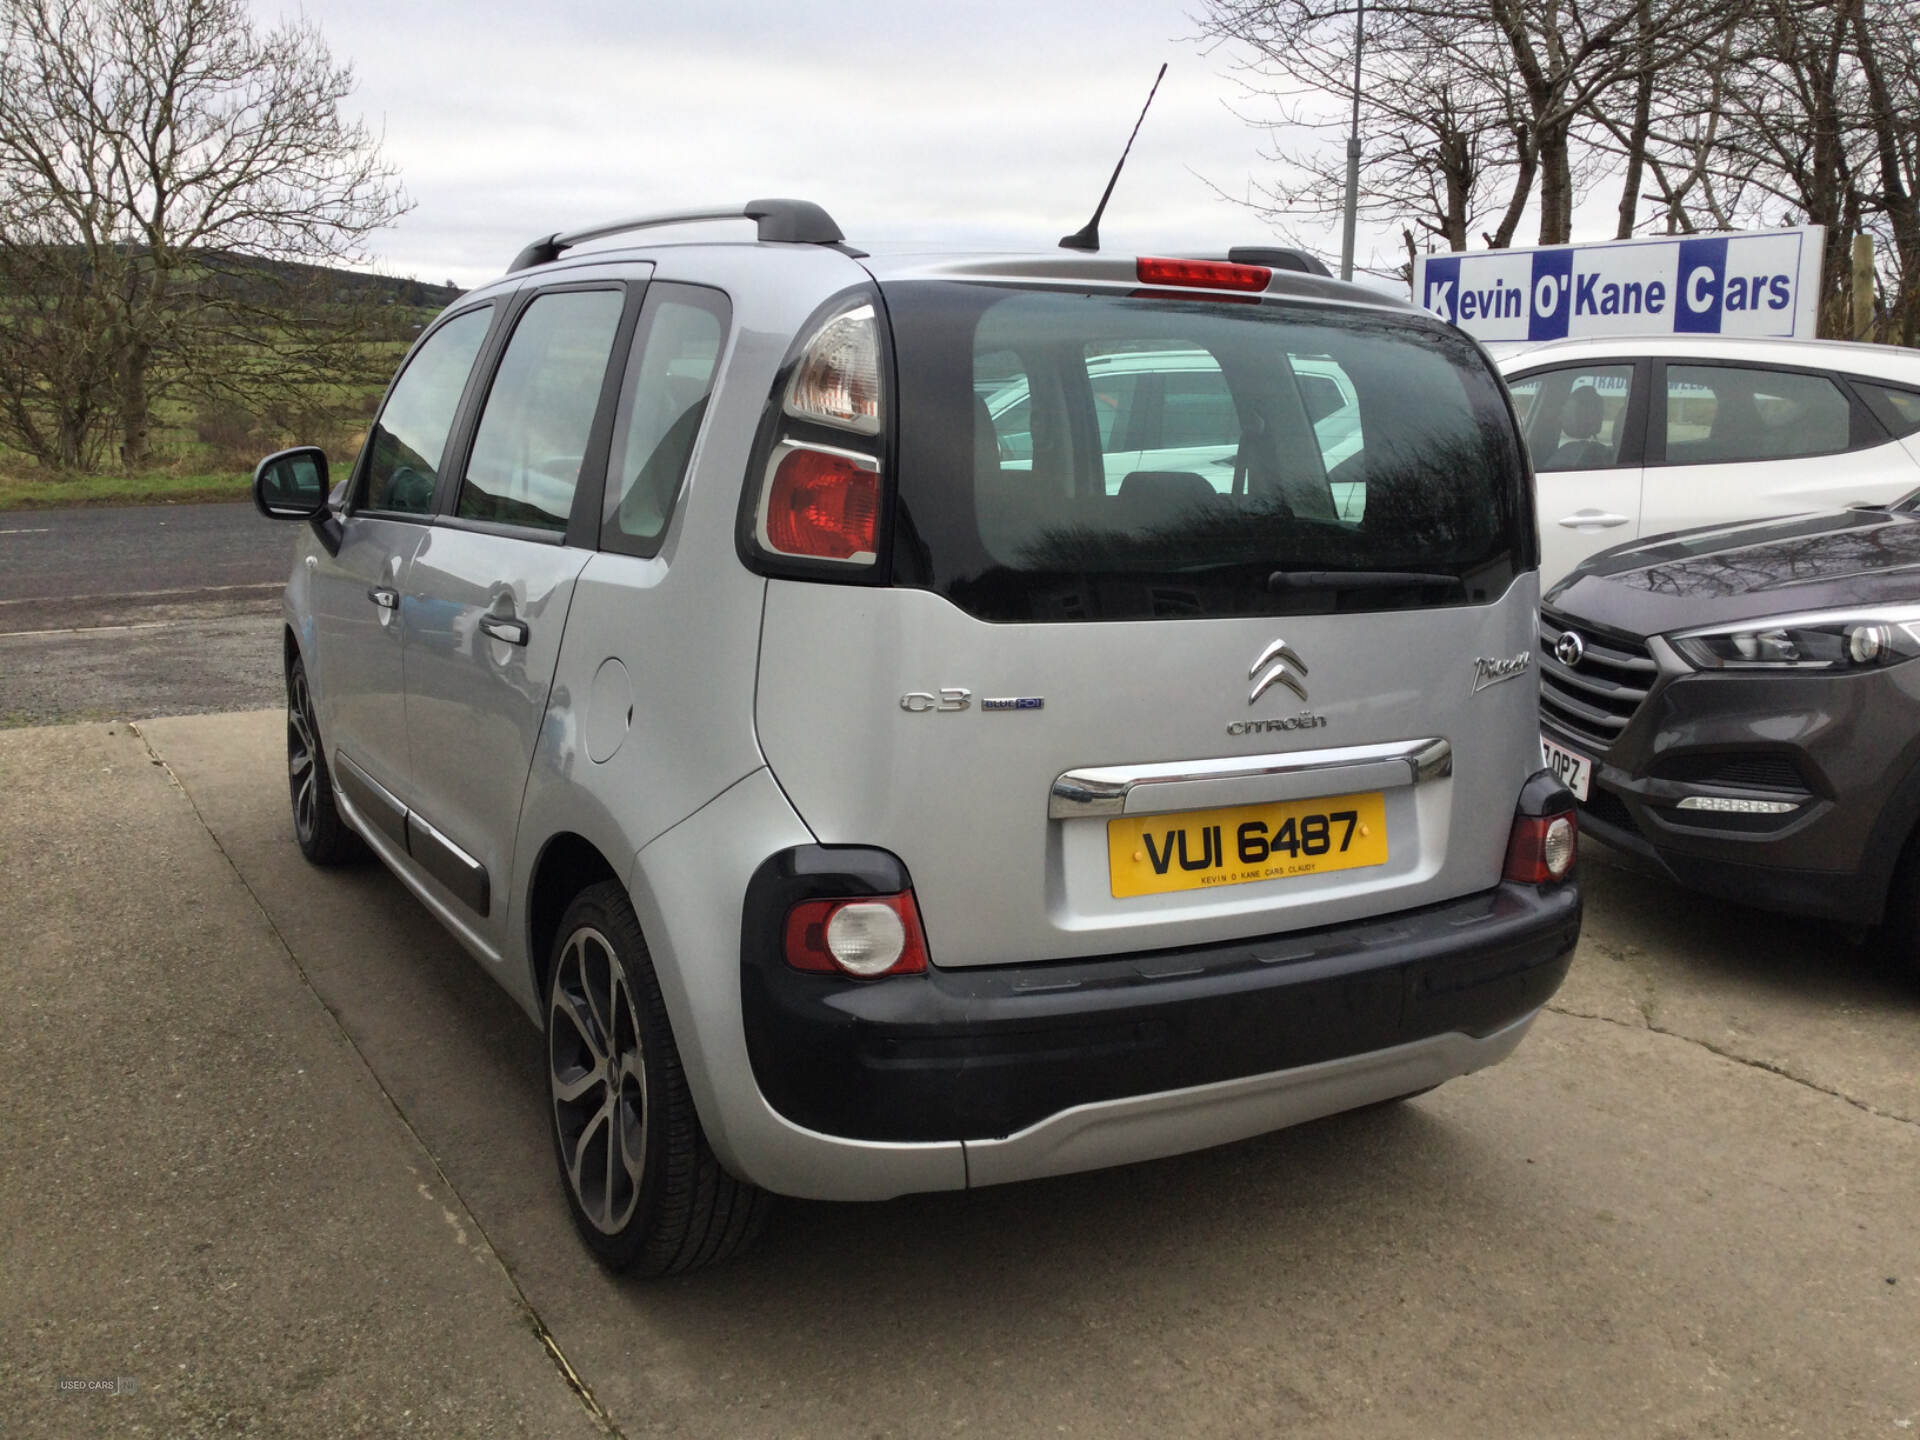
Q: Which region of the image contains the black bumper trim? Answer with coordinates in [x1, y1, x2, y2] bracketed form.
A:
[740, 848, 1581, 1143]
[1579, 804, 1879, 924]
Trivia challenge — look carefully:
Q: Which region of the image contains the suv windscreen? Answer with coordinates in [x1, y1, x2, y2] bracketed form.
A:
[884, 284, 1528, 621]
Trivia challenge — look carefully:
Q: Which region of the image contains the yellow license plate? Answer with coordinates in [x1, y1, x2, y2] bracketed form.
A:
[1107, 791, 1388, 898]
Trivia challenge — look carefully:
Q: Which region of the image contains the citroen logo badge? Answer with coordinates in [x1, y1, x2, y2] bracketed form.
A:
[1555, 631, 1586, 668]
[1248, 638, 1310, 704]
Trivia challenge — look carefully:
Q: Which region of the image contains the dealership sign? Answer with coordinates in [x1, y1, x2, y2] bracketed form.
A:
[1413, 226, 1824, 343]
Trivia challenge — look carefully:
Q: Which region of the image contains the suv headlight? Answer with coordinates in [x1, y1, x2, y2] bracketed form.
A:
[1668, 608, 1920, 671]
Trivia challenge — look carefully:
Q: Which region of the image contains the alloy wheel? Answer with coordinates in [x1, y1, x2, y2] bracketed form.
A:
[287, 665, 320, 843]
[548, 926, 648, 1235]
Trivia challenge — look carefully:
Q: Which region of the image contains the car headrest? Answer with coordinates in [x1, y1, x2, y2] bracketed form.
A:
[1117, 470, 1218, 508]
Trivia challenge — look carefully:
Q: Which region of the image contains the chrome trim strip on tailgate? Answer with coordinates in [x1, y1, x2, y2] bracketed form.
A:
[1048, 738, 1452, 820]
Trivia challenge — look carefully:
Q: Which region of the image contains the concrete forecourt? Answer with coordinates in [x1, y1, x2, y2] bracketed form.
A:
[2, 709, 1915, 1438]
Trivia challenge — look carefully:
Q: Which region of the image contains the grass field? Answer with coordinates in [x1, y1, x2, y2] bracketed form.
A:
[0, 322, 424, 511]
[0, 469, 250, 510]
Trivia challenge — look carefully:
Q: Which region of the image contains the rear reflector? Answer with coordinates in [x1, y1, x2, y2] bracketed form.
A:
[1503, 811, 1577, 885]
[761, 443, 880, 562]
[784, 891, 929, 977]
[1135, 257, 1272, 292]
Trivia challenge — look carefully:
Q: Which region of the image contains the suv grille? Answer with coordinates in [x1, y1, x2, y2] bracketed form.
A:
[1539, 610, 1657, 754]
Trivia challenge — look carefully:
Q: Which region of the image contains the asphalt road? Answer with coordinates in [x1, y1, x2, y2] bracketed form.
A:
[0, 501, 288, 608]
[16, 708, 1905, 1440]
[0, 503, 289, 725]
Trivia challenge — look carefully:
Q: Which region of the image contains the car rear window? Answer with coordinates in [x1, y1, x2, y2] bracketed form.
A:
[883, 284, 1529, 621]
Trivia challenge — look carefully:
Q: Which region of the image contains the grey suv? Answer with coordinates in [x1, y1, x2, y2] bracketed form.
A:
[253, 200, 1581, 1273]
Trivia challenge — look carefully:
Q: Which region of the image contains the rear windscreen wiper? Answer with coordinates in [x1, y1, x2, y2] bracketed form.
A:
[1267, 569, 1464, 593]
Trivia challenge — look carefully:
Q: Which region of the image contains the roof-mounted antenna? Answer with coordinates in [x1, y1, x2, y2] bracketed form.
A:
[1059, 63, 1167, 252]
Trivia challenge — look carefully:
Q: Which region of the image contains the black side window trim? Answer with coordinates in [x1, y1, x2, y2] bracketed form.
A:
[1646, 357, 1886, 467]
[1504, 357, 1650, 471]
[432, 278, 646, 548]
[349, 300, 503, 520]
[1837, 374, 1918, 442]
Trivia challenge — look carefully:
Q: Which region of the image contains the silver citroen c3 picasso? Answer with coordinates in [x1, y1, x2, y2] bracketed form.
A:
[252, 200, 1582, 1274]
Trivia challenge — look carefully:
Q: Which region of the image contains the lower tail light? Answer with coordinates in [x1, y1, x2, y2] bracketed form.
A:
[784, 891, 929, 977]
[1504, 811, 1577, 885]
[759, 443, 880, 562]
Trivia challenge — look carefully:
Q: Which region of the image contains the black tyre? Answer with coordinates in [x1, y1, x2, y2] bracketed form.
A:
[286, 652, 364, 866]
[545, 881, 770, 1274]
[1878, 838, 1920, 979]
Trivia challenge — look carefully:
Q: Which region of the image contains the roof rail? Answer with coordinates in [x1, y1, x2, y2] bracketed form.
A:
[506, 198, 845, 273]
[1228, 246, 1332, 278]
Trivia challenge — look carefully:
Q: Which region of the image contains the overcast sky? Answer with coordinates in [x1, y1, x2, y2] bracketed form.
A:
[251, 0, 1378, 289]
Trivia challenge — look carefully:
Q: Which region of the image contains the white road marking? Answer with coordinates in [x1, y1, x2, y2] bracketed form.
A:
[0, 580, 282, 607]
[0, 527, 52, 535]
[0, 621, 178, 639]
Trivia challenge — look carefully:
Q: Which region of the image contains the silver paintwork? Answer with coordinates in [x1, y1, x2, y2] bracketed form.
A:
[277, 236, 1551, 1200]
[755, 579, 1539, 966]
[1048, 737, 1453, 819]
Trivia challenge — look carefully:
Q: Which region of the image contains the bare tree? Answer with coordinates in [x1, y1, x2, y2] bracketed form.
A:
[0, 0, 407, 470]
[1195, 0, 1738, 263]
[1194, 2, 1524, 261]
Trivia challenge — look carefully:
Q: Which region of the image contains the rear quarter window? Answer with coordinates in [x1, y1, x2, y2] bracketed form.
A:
[883, 284, 1530, 621]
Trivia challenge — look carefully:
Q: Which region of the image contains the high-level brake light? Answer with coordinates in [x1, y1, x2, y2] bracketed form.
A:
[1136, 257, 1273, 292]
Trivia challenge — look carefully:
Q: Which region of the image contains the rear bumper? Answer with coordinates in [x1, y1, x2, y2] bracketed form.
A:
[741, 867, 1580, 1144]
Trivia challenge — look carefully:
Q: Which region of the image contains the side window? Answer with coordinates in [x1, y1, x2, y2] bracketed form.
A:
[603, 286, 730, 549]
[1159, 368, 1239, 451]
[979, 347, 1082, 493]
[1089, 373, 1139, 450]
[1853, 381, 1920, 440]
[1084, 348, 1153, 493]
[1516, 364, 1636, 472]
[1291, 356, 1365, 519]
[1086, 348, 1241, 496]
[976, 349, 1033, 467]
[1664, 364, 1851, 464]
[361, 307, 491, 514]
[457, 289, 625, 533]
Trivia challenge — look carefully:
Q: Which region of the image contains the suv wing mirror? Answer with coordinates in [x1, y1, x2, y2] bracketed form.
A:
[253, 446, 331, 520]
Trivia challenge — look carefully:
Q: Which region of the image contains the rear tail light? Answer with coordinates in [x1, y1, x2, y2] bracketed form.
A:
[783, 302, 881, 434]
[1504, 811, 1577, 885]
[759, 443, 880, 561]
[1135, 257, 1272, 292]
[784, 891, 929, 977]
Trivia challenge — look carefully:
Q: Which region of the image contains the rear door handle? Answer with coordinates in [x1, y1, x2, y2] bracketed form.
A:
[367, 586, 399, 609]
[479, 613, 529, 646]
[1557, 511, 1630, 529]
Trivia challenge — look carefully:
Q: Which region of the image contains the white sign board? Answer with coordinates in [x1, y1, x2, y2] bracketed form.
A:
[1412, 226, 1824, 343]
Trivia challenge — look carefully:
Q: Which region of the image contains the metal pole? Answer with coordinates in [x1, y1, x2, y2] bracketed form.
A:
[1339, 0, 1365, 281]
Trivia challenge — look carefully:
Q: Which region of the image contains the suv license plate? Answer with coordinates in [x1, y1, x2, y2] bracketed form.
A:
[1107, 791, 1388, 899]
[1541, 734, 1592, 801]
